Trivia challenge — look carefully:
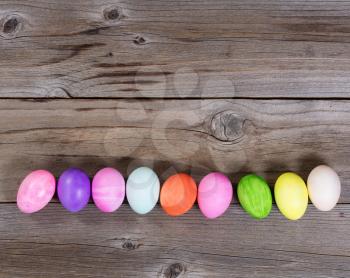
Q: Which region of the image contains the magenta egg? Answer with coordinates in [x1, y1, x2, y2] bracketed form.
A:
[17, 170, 56, 213]
[92, 167, 125, 212]
[198, 172, 233, 219]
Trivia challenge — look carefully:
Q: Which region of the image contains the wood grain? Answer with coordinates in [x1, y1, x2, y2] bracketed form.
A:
[0, 98, 349, 203]
[1, 0, 350, 98]
[0, 203, 349, 278]
[1, 1, 350, 277]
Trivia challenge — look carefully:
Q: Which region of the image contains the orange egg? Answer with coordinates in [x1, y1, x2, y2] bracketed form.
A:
[160, 173, 197, 216]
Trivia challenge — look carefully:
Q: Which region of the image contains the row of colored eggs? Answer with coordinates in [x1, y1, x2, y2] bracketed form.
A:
[17, 165, 341, 220]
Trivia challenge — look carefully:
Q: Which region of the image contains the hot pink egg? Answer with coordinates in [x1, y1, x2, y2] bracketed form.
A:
[92, 167, 125, 212]
[17, 170, 56, 213]
[198, 172, 233, 219]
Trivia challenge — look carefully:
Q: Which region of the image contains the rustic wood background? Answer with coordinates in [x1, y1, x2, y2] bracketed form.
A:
[1, 0, 350, 277]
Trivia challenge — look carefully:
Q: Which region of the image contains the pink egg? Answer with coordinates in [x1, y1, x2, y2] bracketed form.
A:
[17, 170, 56, 213]
[198, 172, 233, 219]
[92, 167, 125, 212]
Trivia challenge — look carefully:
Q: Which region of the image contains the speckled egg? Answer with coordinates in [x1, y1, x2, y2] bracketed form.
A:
[198, 172, 232, 219]
[275, 172, 308, 220]
[17, 170, 56, 213]
[126, 167, 160, 214]
[92, 167, 125, 213]
[307, 165, 341, 211]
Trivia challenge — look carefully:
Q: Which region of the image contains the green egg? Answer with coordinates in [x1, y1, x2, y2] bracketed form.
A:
[237, 174, 272, 219]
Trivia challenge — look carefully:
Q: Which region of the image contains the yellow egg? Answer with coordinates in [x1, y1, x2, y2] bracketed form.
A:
[274, 172, 308, 220]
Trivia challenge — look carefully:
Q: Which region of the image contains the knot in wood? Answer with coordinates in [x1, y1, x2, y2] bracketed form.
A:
[104, 6, 122, 21]
[4, 17, 18, 34]
[163, 263, 185, 278]
[210, 110, 245, 142]
[2, 15, 21, 37]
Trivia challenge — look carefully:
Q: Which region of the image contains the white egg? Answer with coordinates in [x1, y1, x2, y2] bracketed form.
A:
[307, 165, 341, 211]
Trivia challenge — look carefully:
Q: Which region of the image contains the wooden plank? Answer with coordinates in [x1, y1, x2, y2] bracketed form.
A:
[0, 203, 349, 277]
[1, 0, 350, 98]
[0, 98, 349, 203]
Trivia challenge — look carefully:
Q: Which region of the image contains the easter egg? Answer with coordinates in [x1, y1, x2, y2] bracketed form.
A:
[17, 170, 56, 213]
[92, 167, 125, 213]
[198, 172, 232, 219]
[275, 172, 308, 220]
[160, 173, 197, 216]
[237, 174, 272, 219]
[126, 167, 160, 214]
[58, 168, 90, 212]
[307, 165, 341, 211]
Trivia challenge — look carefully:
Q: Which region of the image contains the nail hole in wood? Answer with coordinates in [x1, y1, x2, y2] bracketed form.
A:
[122, 239, 140, 250]
[133, 36, 146, 45]
[3, 17, 19, 34]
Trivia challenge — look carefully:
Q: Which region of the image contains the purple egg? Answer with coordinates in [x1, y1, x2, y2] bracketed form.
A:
[58, 168, 90, 212]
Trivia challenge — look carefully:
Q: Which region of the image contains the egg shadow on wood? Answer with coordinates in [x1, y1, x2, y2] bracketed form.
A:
[297, 154, 326, 181]
[2, 157, 29, 202]
[263, 161, 289, 203]
[227, 166, 254, 203]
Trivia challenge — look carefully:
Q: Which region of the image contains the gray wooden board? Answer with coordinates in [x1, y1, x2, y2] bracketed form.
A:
[1, 0, 350, 98]
[0, 99, 349, 203]
[0, 204, 349, 278]
[1, 0, 350, 277]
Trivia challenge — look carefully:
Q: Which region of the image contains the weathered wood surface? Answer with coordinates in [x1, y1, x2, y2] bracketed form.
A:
[1, 204, 349, 278]
[0, 99, 349, 203]
[1, 0, 350, 277]
[1, 0, 350, 98]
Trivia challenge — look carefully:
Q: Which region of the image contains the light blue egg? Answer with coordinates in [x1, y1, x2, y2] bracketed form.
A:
[126, 167, 160, 214]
